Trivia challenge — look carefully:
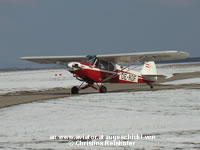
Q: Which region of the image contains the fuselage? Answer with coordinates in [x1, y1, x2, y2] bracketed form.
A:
[67, 61, 156, 84]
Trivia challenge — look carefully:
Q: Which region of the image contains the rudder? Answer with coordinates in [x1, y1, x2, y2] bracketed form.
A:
[141, 61, 157, 75]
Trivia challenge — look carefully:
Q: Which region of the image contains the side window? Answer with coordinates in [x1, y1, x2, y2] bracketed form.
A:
[108, 62, 114, 71]
[99, 60, 108, 70]
[94, 59, 115, 71]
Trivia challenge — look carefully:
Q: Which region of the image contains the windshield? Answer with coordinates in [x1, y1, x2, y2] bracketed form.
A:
[85, 55, 96, 65]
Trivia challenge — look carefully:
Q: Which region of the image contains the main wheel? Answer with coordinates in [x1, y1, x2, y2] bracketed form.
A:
[71, 86, 79, 94]
[99, 85, 107, 93]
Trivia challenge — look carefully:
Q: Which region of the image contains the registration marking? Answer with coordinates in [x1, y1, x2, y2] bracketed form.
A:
[119, 73, 138, 82]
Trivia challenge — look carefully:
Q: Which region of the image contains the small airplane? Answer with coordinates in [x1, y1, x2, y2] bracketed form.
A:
[21, 50, 189, 94]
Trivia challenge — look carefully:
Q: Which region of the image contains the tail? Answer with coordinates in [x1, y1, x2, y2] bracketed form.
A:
[141, 61, 157, 81]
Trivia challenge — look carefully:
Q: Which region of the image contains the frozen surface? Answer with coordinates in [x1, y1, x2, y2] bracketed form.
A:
[0, 69, 81, 94]
[0, 89, 200, 150]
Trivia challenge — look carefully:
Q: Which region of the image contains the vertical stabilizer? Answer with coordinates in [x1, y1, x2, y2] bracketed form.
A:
[141, 61, 157, 83]
[141, 61, 157, 75]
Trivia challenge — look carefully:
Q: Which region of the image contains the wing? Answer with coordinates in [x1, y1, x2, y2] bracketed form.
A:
[21, 50, 189, 65]
[21, 56, 87, 65]
[97, 50, 189, 63]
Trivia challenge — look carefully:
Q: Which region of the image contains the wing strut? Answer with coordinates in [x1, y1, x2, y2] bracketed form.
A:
[102, 56, 146, 82]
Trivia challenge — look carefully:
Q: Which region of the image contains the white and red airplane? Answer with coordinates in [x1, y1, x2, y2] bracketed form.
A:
[21, 50, 189, 94]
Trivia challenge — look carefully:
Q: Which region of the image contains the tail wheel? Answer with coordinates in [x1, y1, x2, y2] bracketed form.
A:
[99, 85, 107, 93]
[71, 86, 79, 94]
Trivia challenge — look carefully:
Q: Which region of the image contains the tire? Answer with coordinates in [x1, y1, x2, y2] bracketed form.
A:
[99, 86, 107, 93]
[71, 86, 79, 94]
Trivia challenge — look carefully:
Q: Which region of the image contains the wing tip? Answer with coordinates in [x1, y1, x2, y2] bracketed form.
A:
[177, 50, 190, 59]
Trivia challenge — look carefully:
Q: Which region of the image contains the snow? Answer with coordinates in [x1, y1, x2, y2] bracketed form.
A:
[0, 63, 200, 95]
[0, 69, 81, 94]
[162, 78, 200, 85]
[0, 64, 200, 149]
[156, 63, 200, 77]
[0, 89, 200, 150]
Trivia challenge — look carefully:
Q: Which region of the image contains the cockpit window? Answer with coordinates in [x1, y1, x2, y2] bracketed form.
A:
[95, 59, 114, 71]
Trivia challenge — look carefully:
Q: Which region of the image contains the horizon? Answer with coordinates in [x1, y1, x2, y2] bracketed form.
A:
[1, 56, 200, 70]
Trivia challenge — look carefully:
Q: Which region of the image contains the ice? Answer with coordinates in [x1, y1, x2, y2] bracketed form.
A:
[0, 89, 200, 149]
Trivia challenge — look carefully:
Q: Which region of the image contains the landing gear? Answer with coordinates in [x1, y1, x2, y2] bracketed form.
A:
[71, 82, 107, 94]
[99, 85, 107, 93]
[146, 82, 154, 89]
[71, 86, 79, 94]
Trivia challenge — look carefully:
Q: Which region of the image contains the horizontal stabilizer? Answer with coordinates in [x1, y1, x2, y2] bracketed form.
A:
[142, 75, 167, 78]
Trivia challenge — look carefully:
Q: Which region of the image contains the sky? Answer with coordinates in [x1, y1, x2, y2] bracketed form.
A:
[0, 0, 200, 68]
